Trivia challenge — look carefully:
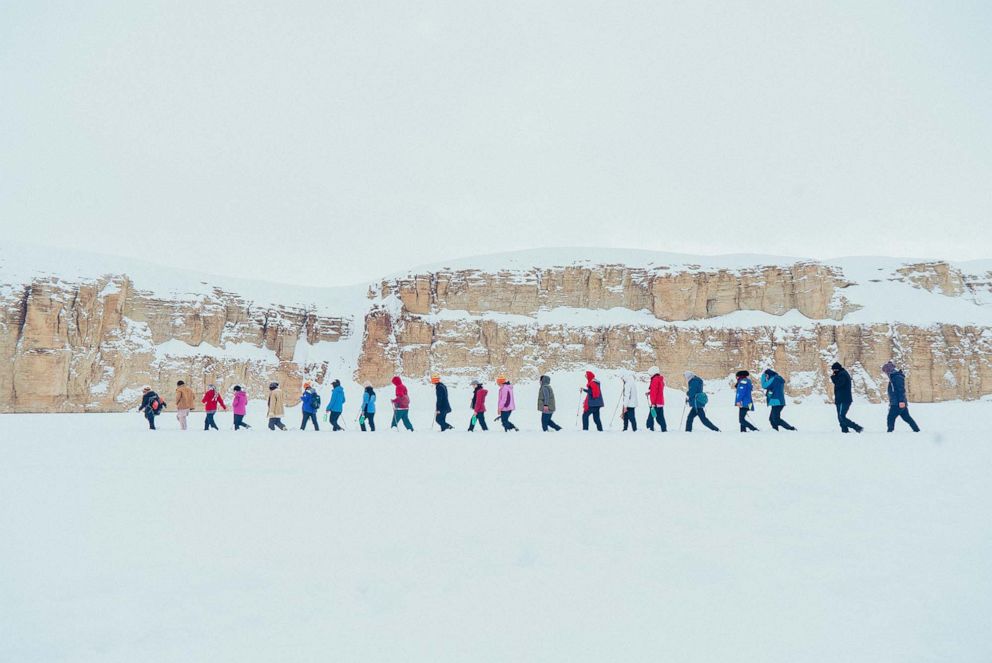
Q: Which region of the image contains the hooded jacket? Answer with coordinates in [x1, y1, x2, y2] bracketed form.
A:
[537, 376, 556, 412]
[391, 377, 410, 409]
[735, 378, 753, 408]
[327, 385, 346, 412]
[761, 370, 786, 406]
[300, 388, 319, 414]
[685, 373, 706, 408]
[583, 371, 604, 410]
[472, 386, 488, 413]
[621, 372, 638, 407]
[362, 389, 377, 414]
[498, 382, 516, 412]
[887, 370, 908, 406]
[267, 387, 285, 418]
[830, 365, 853, 403]
[232, 390, 248, 415]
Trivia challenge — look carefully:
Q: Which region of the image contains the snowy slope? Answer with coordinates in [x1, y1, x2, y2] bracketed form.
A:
[1, 402, 991, 662]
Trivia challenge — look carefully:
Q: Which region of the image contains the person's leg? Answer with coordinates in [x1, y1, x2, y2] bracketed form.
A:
[204, 412, 211, 431]
[623, 409, 630, 431]
[769, 406, 781, 431]
[629, 408, 637, 431]
[697, 407, 720, 431]
[686, 408, 697, 432]
[582, 410, 590, 430]
[178, 409, 188, 430]
[836, 402, 847, 432]
[390, 411, 398, 428]
[332, 412, 343, 431]
[592, 406, 603, 431]
[146, 411, 156, 429]
[886, 406, 898, 432]
[278, 418, 287, 430]
[368, 413, 376, 432]
[645, 409, 654, 431]
[233, 414, 241, 430]
[551, 417, 561, 430]
[401, 410, 414, 430]
[842, 403, 862, 432]
[656, 406, 667, 432]
[541, 413, 550, 431]
[739, 408, 748, 432]
[899, 407, 920, 432]
[478, 413, 488, 431]
[468, 415, 476, 431]
[269, 417, 277, 430]
[777, 405, 796, 430]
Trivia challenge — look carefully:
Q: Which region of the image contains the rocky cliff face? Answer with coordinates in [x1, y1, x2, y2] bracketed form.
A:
[2, 249, 991, 411]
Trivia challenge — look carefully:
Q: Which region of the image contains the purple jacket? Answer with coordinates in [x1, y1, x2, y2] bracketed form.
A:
[232, 391, 248, 416]
[498, 383, 516, 412]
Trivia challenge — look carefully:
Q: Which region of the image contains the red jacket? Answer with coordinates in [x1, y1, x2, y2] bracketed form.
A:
[201, 389, 226, 412]
[649, 374, 665, 406]
[473, 388, 488, 413]
[391, 377, 410, 409]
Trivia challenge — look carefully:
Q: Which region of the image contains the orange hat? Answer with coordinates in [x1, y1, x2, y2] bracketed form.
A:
[430, 374, 440, 384]
[496, 374, 507, 385]
[303, 381, 311, 389]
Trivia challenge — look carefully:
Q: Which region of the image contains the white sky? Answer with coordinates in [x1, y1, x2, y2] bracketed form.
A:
[2, 1, 990, 286]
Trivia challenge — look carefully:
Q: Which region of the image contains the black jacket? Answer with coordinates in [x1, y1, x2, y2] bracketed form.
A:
[139, 390, 162, 414]
[830, 368, 853, 403]
[435, 382, 451, 413]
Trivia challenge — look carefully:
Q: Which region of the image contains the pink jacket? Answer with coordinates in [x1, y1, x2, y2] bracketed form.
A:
[232, 391, 248, 415]
[498, 383, 516, 412]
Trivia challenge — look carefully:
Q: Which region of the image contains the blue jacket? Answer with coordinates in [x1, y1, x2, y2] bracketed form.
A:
[761, 371, 786, 406]
[686, 376, 706, 408]
[300, 390, 319, 414]
[435, 382, 451, 413]
[327, 385, 346, 412]
[735, 379, 753, 408]
[362, 391, 376, 414]
[887, 370, 907, 406]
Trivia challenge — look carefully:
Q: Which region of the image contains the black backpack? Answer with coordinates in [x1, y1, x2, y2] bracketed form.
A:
[311, 392, 321, 410]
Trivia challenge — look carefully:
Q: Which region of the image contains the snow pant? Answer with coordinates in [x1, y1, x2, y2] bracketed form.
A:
[301, 411, 319, 431]
[645, 405, 667, 432]
[686, 406, 719, 432]
[268, 417, 287, 430]
[204, 411, 219, 431]
[469, 413, 488, 431]
[499, 411, 518, 431]
[541, 412, 561, 431]
[177, 408, 190, 430]
[234, 414, 250, 429]
[436, 411, 453, 431]
[622, 407, 637, 431]
[887, 404, 920, 432]
[360, 412, 376, 431]
[738, 407, 758, 432]
[145, 411, 157, 430]
[769, 405, 796, 431]
[582, 406, 603, 431]
[392, 409, 414, 431]
[329, 411, 342, 431]
[836, 401, 862, 433]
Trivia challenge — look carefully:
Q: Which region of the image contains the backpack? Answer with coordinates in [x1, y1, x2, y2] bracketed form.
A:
[311, 392, 322, 410]
[694, 392, 709, 408]
[151, 397, 165, 414]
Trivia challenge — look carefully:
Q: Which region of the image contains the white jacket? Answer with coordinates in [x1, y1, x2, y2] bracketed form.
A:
[621, 374, 638, 407]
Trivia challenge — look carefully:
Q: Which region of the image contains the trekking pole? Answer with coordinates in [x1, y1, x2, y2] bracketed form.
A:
[609, 396, 621, 430]
[575, 389, 583, 428]
[679, 399, 688, 429]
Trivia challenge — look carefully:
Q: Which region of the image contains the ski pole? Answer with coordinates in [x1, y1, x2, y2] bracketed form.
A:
[609, 396, 621, 430]
[575, 389, 584, 428]
[679, 399, 688, 429]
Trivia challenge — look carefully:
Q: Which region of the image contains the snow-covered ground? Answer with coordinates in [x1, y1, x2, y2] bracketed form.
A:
[2, 402, 991, 662]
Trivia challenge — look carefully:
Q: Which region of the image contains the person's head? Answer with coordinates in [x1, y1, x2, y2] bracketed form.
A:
[648, 366, 660, 376]
[364, 385, 374, 395]
[496, 374, 507, 386]
[882, 361, 896, 375]
[585, 370, 596, 381]
[391, 376, 402, 386]
[303, 381, 311, 390]
[831, 362, 843, 372]
[269, 382, 278, 391]
[683, 371, 695, 381]
[332, 379, 340, 388]
[736, 370, 749, 380]
[233, 385, 242, 392]
[142, 385, 151, 393]
[540, 375, 550, 385]
[430, 374, 440, 384]
[208, 383, 216, 391]
[763, 369, 774, 378]
[177, 380, 185, 387]
[471, 380, 481, 390]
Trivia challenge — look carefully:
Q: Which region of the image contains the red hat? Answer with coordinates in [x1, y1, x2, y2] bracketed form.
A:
[585, 371, 595, 380]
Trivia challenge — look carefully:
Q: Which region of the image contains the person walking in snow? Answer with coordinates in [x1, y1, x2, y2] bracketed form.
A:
[299, 382, 321, 431]
[326, 379, 346, 431]
[644, 366, 667, 432]
[231, 385, 250, 429]
[359, 385, 377, 431]
[496, 375, 519, 431]
[174, 380, 195, 430]
[537, 375, 561, 431]
[432, 374, 454, 431]
[267, 382, 288, 430]
[201, 383, 227, 431]
[138, 386, 165, 430]
[468, 380, 488, 431]
[882, 361, 920, 432]
[684, 371, 720, 432]
[761, 369, 797, 431]
[620, 371, 638, 432]
[581, 370, 605, 431]
[390, 376, 414, 431]
[830, 362, 862, 433]
[735, 371, 758, 432]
